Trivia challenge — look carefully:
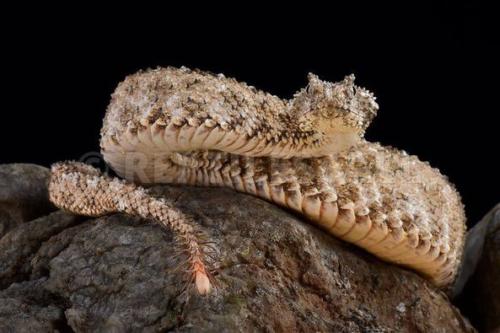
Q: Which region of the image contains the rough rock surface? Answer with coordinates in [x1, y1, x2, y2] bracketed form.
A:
[0, 164, 475, 332]
[0, 164, 54, 238]
[457, 204, 500, 332]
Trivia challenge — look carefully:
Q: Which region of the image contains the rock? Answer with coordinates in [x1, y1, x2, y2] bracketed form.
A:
[0, 163, 475, 332]
[0, 279, 68, 333]
[0, 164, 55, 238]
[0, 211, 82, 289]
[456, 204, 500, 332]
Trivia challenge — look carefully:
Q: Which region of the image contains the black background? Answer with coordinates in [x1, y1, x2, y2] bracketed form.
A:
[1, 3, 497, 226]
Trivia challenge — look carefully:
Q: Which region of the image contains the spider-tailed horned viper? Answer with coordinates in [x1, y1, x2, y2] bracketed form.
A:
[49, 66, 466, 295]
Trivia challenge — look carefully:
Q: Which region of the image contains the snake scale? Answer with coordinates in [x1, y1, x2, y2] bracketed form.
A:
[48, 67, 466, 295]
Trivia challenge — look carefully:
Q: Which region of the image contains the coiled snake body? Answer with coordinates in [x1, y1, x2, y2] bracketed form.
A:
[49, 67, 466, 295]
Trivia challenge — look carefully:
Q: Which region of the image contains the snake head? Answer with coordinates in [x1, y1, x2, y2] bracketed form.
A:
[290, 73, 379, 137]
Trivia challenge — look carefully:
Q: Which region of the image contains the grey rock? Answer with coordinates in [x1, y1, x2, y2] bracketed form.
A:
[0, 211, 82, 289]
[0, 163, 476, 332]
[0, 164, 55, 237]
[457, 204, 500, 332]
[0, 279, 67, 333]
[452, 204, 500, 298]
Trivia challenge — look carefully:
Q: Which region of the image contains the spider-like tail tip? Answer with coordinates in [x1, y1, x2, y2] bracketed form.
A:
[192, 258, 211, 295]
[195, 271, 211, 295]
